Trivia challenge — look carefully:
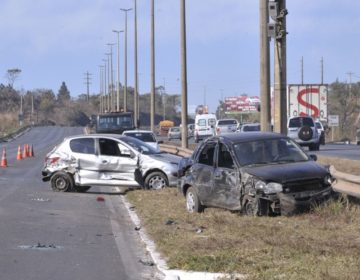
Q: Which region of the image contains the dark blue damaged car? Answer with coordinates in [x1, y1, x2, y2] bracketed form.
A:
[178, 132, 335, 216]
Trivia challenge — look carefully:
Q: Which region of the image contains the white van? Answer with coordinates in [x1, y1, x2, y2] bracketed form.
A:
[194, 113, 217, 143]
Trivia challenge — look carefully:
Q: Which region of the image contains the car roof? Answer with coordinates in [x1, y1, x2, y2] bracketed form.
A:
[63, 134, 128, 141]
[206, 132, 285, 144]
[123, 130, 155, 134]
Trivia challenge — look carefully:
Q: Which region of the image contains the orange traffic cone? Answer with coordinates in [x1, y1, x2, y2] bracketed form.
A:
[22, 144, 28, 159]
[29, 144, 34, 157]
[17, 145, 23, 160]
[26, 144, 30, 158]
[1, 147, 7, 167]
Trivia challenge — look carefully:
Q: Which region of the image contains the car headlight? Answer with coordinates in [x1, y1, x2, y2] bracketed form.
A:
[255, 180, 283, 194]
[323, 175, 333, 186]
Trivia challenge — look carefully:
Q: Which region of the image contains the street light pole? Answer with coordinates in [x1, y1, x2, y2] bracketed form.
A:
[134, 0, 139, 127]
[107, 43, 115, 112]
[102, 58, 108, 112]
[150, 0, 155, 132]
[98, 65, 104, 113]
[113, 30, 124, 112]
[180, 0, 188, 147]
[121, 8, 132, 112]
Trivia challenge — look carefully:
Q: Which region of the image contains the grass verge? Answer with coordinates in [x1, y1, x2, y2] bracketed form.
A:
[127, 188, 360, 279]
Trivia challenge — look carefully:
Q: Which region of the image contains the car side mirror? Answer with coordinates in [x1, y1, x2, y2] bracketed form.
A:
[309, 154, 317, 161]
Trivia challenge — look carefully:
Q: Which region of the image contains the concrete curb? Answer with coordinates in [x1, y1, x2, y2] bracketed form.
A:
[120, 194, 246, 280]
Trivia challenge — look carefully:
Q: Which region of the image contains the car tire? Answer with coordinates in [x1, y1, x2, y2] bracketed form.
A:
[50, 171, 74, 192]
[144, 171, 168, 190]
[298, 126, 313, 141]
[186, 187, 204, 213]
[74, 185, 91, 192]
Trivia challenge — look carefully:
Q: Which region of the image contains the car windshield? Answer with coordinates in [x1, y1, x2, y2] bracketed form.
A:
[98, 114, 133, 130]
[124, 132, 156, 143]
[218, 120, 237, 125]
[233, 137, 308, 166]
[289, 117, 314, 128]
[121, 136, 160, 155]
[171, 127, 180, 132]
[242, 124, 260, 131]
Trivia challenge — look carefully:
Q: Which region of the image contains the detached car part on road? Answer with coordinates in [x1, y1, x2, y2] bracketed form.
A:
[178, 133, 335, 216]
[42, 134, 181, 192]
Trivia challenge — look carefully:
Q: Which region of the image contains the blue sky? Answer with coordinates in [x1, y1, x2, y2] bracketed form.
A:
[1, 0, 360, 114]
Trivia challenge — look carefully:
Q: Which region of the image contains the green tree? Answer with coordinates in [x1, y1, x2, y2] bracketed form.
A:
[57, 82, 71, 104]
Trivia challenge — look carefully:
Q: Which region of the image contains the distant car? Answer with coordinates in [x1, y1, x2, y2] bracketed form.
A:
[315, 121, 326, 145]
[194, 113, 217, 143]
[238, 123, 260, 132]
[42, 134, 181, 192]
[215, 119, 238, 135]
[178, 133, 334, 216]
[188, 124, 195, 137]
[287, 116, 320, 151]
[168, 126, 181, 141]
[122, 130, 162, 151]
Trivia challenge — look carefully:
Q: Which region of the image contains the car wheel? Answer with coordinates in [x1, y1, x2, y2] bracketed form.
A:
[186, 187, 203, 213]
[144, 171, 168, 190]
[298, 126, 313, 141]
[74, 185, 91, 192]
[242, 195, 270, 216]
[50, 171, 74, 192]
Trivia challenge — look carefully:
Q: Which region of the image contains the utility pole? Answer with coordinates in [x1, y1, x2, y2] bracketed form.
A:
[150, 0, 155, 132]
[134, 0, 139, 127]
[259, 0, 271, 132]
[163, 77, 166, 121]
[105, 53, 111, 112]
[180, 0, 188, 147]
[320, 57, 324, 84]
[121, 8, 132, 112]
[301, 56, 304, 84]
[113, 30, 123, 112]
[107, 43, 115, 112]
[84, 71, 92, 102]
[98, 65, 104, 113]
[270, 0, 288, 134]
[102, 58, 108, 112]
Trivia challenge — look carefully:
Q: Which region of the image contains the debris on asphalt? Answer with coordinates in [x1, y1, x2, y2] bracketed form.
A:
[96, 196, 105, 202]
[139, 259, 155, 266]
[135, 226, 141, 231]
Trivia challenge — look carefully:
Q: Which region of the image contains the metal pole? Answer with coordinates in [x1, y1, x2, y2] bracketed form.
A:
[99, 65, 104, 113]
[102, 59, 108, 112]
[134, 0, 139, 127]
[105, 53, 111, 112]
[107, 44, 115, 112]
[273, 0, 287, 134]
[180, 0, 188, 147]
[113, 30, 123, 112]
[121, 8, 132, 112]
[259, 0, 271, 132]
[150, 0, 155, 132]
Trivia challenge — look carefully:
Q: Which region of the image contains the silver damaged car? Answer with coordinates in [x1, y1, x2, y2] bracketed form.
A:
[42, 134, 181, 192]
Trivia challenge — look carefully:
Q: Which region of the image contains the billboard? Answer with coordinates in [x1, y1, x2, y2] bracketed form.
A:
[287, 84, 328, 121]
[224, 95, 260, 113]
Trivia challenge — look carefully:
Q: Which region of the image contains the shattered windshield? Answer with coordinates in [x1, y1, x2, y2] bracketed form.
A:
[121, 136, 160, 155]
[233, 138, 308, 166]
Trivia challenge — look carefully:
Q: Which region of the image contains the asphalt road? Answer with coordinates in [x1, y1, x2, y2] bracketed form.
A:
[0, 126, 162, 280]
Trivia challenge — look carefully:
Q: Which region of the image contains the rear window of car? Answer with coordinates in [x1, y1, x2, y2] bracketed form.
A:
[70, 138, 95, 154]
[243, 124, 260, 131]
[289, 117, 314, 128]
[218, 120, 237, 125]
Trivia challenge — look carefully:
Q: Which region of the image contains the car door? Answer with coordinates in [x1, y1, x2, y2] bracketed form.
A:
[210, 142, 241, 210]
[192, 141, 217, 204]
[96, 138, 139, 187]
[69, 137, 99, 184]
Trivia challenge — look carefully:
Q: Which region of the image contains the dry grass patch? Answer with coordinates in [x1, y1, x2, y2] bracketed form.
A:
[127, 188, 360, 279]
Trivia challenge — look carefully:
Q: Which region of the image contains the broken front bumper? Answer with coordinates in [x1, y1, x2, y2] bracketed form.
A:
[277, 187, 334, 215]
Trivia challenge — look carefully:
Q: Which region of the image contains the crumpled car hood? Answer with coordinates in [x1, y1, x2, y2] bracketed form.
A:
[149, 153, 182, 164]
[243, 161, 328, 183]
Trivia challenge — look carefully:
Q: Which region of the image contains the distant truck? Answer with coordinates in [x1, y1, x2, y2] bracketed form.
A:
[287, 84, 328, 122]
[95, 112, 135, 134]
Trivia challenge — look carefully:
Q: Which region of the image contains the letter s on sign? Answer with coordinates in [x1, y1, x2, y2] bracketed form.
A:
[297, 88, 319, 118]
